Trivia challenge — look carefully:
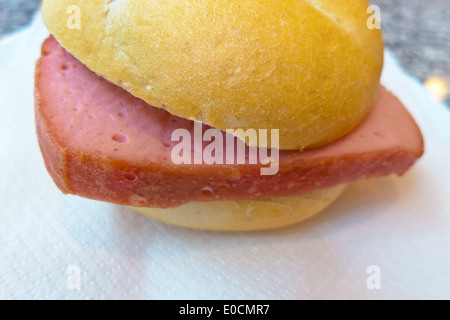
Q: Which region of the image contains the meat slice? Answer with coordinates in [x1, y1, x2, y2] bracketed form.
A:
[35, 36, 424, 208]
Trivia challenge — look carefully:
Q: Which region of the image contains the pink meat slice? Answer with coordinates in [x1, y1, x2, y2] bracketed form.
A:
[35, 36, 424, 208]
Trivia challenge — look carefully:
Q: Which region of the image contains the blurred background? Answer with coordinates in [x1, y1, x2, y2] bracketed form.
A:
[0, 0, 449, 105]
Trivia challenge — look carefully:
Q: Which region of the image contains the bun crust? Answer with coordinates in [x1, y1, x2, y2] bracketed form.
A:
[42, 0, 383, 150]
[131, 185, 345, 231]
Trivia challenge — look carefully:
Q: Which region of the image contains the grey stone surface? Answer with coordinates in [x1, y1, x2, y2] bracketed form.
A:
[372, 0, 450, 105]
[0, 0, 42, 34]
[0, 0, 449, 105]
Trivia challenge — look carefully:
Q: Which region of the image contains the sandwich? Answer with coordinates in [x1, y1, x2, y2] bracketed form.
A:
[35, 0, 424, 231]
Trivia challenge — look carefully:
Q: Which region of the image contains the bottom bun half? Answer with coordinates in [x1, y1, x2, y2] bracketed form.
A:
[130, 185, 346, 231]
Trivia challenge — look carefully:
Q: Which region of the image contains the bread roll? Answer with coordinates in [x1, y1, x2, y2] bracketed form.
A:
[131, 185, 345, 231]
[41, 0, 384, 150]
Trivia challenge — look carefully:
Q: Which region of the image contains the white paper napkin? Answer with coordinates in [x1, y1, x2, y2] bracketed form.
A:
[1, 14, 450, 300]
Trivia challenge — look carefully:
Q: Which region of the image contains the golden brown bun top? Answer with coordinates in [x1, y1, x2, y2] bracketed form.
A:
[42, 0, 383, 150]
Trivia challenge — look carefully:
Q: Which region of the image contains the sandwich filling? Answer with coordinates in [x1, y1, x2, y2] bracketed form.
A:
[35, 36, 424, 208]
